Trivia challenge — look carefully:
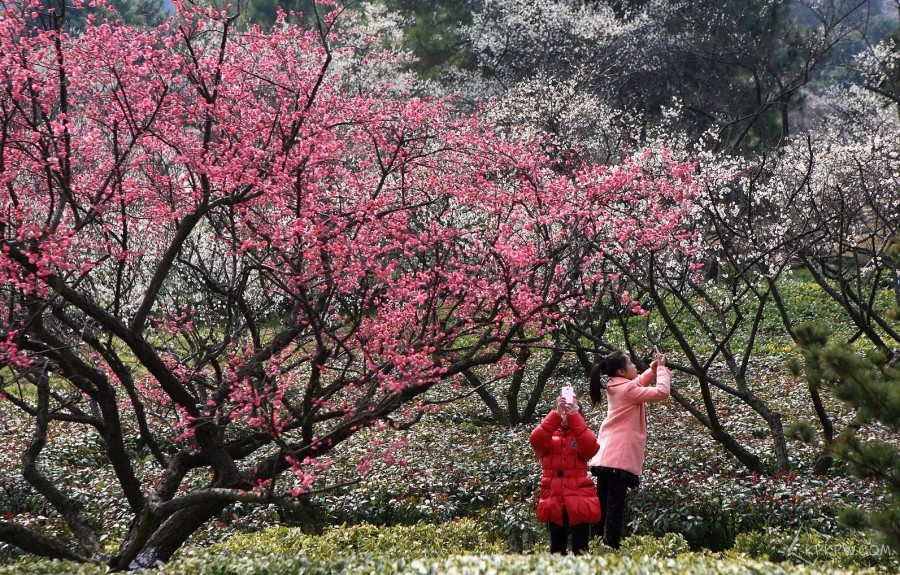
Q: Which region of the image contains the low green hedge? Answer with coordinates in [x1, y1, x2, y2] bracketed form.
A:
[616, 532, 692, 557]
[731, 527, 899, 570]
[210, 518, 505, 560]
[2, 524, 895, 574]
[0, 551, 886, 575]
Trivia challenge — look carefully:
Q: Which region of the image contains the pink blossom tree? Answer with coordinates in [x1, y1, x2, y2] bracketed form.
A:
[0, 0, 694, 568]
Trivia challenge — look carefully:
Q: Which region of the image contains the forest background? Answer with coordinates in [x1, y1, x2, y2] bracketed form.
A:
[0, 0, 899, 573]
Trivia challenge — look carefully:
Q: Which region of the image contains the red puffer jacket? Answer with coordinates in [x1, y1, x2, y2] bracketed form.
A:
[530, 410, 601, 526]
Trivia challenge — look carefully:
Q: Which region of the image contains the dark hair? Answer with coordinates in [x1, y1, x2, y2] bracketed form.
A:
[589, 350, 628, 406]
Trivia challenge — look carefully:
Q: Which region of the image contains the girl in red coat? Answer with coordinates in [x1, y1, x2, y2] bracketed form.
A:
[588, 349, 670, 549]
[530, 392, 601, 555]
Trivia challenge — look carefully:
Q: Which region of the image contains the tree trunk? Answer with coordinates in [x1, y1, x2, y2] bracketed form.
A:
[123, 503, 229, 569]
[522, 346, 564, 423]
[504, 346, 531, 425]
[669, 387, 764, 473]
[737, 387, 790, 472]
[0, 522, 91, 563]
[462, 369, 509, 426]
[766, 411, 790, 473]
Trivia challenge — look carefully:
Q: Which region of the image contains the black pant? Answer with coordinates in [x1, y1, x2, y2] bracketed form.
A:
[548, 508, 590, 555]
[591, 466, 639, 549]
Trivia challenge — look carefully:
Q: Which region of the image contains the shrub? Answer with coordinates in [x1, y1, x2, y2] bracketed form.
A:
[618, 532, 692, 558]
[625, 465, 881, 551]
[210, 518, 505, 560]
[1, 524, 892, 574]
[588, 532, 692, 558]
[315, 422, 542, 544]
[732, 527, 899, 571]
[0, 550, 886, 575]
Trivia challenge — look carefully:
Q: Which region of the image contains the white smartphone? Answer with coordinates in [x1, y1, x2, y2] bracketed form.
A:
[561, 385, 575, 404]
[652, 345, 660, 355]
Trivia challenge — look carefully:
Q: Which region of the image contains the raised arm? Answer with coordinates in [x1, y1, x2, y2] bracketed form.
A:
[624, 363, 671, 404]
[530, 410, 563, 456]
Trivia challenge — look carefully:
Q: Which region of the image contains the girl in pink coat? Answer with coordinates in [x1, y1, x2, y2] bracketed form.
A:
[588, 349, 670, 549]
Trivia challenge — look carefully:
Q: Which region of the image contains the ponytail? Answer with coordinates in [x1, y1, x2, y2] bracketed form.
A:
[589, 361, 606, 406]
[588, 350, 629, 407]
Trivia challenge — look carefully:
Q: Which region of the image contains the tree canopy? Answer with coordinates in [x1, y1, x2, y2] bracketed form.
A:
[0, 0, 695, 567]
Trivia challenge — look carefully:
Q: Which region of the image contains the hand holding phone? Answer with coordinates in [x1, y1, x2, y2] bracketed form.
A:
[651, 345, 666, 367]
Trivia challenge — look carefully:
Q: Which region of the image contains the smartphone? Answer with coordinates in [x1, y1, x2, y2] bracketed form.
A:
[652, 345, 660, 355]
[561, 385, 575, 404]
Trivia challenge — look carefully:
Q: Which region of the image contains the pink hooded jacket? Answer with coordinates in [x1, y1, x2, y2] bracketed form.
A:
[588, 365, 671, 476]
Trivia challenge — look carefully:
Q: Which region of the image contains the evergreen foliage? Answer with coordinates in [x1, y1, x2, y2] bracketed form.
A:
[236, 0, 320, 28]
[36, 0, 167, 32]
[795, 247, 900, 551]
[372, 0, 479, 77]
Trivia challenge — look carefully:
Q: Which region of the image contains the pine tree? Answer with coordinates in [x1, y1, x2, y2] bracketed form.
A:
[46, 0, 166, 32]
[795, 240, 900, 551]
